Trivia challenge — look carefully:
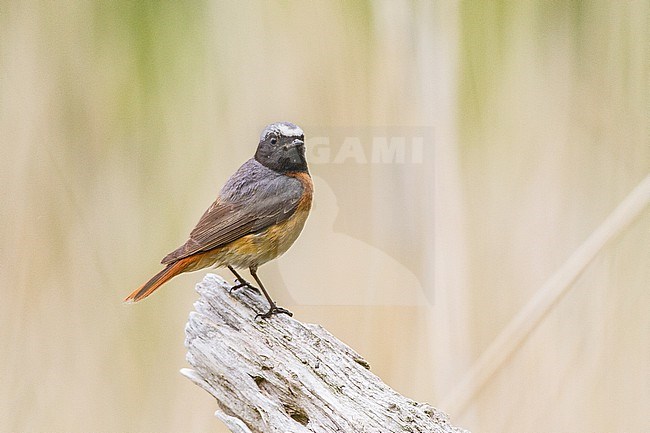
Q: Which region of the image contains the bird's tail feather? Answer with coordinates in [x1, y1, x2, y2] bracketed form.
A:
[123, 259, 190, 303]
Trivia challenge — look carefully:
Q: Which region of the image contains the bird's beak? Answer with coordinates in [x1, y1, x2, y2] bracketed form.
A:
[290, 138, 304, 148]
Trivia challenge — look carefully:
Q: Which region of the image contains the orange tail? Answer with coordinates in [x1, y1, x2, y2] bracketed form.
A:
[124, 259, 190, 303]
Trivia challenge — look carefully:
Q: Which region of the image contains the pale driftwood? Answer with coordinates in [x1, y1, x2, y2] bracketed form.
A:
[181, 274, 470, 433]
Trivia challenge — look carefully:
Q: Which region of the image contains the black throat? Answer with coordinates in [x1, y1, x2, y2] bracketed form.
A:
[255, 150, 309, 174]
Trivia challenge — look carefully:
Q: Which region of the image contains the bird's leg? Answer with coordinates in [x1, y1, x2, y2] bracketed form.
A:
[249, 266, 293, 319]
[228, 266, 259, 293]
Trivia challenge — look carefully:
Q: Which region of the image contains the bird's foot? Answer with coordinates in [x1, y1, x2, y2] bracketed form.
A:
[255, 305, 293, 320]
[229, 279, 260, 294]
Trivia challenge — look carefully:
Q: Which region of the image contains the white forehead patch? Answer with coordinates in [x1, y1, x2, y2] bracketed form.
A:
[260, 122, 304, 141]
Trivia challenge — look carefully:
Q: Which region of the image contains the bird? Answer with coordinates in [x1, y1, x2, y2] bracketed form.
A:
[124, 121, 312, 319]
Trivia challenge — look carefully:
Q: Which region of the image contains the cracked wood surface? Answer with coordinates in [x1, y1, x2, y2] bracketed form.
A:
[181, 273, 470, 433]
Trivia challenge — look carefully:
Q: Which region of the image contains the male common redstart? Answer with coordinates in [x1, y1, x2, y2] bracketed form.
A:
[124, 122, 312, 318]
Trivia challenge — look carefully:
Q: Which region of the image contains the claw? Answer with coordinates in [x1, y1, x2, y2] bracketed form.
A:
[229, 280, 260, 294]
[255, 305, 293, 320]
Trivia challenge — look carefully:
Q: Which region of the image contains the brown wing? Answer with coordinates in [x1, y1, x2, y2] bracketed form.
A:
[161, 160, 304, 264]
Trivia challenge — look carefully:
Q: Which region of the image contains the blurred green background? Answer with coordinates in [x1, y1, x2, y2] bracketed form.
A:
[1, 2, 648, 432]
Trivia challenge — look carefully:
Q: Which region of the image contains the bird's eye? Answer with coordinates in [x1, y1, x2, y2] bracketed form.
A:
[270, 138, 277, 144]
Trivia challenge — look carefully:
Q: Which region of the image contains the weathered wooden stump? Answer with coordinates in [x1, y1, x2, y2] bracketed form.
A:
[182, 273, 470, 433]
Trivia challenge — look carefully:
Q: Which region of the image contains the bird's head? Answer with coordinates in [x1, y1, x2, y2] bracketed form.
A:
[255, 122, 307, 173]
